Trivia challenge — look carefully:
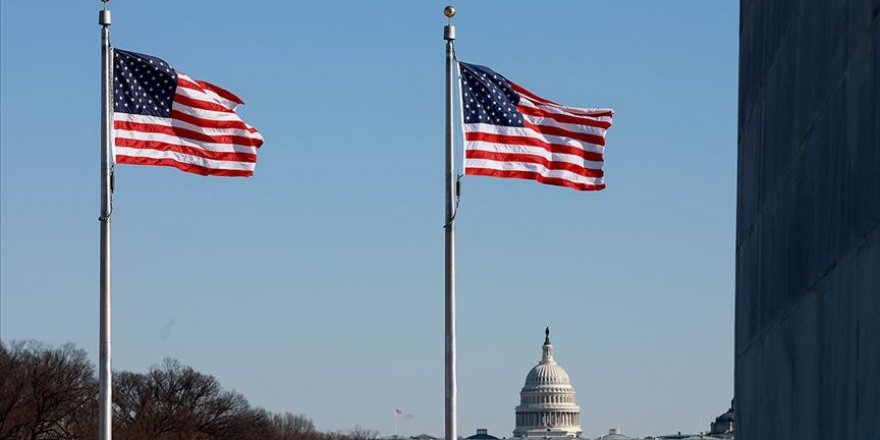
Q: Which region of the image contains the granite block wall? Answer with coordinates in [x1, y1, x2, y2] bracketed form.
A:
[736, 0, 880, 438]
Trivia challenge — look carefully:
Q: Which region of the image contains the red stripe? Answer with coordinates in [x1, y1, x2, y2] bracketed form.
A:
[177, 77, 202, 90]
[523, 121, 606, 146]
[179, 77, 244, 105]
[466, 150, 604, 178]
[115, 156, 253, 177]
[196, 80, 244, 105]
[171, 110, 258, 133]
[115, 120, 263, 148]
[174, 93, 234, 113]
[465, 168, 605, 191]
[512, 83, 614, 119]
[465, 132, 604, 162]
[114, 138, 257, 163]
[518, 105, 612, 130]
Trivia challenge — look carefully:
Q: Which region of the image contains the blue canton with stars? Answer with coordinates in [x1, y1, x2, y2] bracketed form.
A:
[459, 62, 524, 127]
[114, 49, 177, 117]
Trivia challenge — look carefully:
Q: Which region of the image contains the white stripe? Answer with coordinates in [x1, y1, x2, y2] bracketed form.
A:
[116, 147, 255, 171]
[176, 86, 241, 114]
[465, 141, 604, 169]
[463, 123, 604, 154]
[200, 88, 241, 111]
[171, 101, 248, 122]
[178, 73, 241, 111]
[115, 130, 258, 154]
[176, 85, 227, 106]
[114, 113, 262, 140]
[518, 95, 613, 122]
[464, 159, 605, 186]
[522, 114, 608, 138]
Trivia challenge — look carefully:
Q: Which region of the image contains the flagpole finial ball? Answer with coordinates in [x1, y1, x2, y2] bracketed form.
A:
[444, 6, 456, 18]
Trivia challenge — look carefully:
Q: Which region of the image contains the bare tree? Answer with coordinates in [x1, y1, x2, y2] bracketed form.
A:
[0, 341, 29, 439]
[0, 341, 368, 440]
[113, 358, 274, 440]
[346, 426, 380, 440]
[271, 412, 316, 440]
[0, 340, 98, 440]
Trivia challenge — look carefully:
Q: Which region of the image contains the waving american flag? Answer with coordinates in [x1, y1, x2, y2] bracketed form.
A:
[113, 49, 263, 177]
[459, 62, 612, 191]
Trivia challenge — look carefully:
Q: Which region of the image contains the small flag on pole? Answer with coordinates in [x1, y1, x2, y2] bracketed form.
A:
[459, 62, 613, 191]
[113, 49, 264, 177]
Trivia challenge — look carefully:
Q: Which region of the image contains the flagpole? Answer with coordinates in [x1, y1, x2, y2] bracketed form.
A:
[98, 2, 114, 440]
[442, 7, 457, 440]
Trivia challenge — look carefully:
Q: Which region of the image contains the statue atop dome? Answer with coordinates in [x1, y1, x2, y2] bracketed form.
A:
[544, 327, 550, 345]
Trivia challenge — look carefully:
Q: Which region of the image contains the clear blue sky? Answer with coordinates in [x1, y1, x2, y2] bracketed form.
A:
[1, 1, 738, 438]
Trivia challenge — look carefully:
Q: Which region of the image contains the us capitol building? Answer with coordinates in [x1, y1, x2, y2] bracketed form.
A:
[513, 328, 583, 438]
[507, 328, 733, 440]
[393, 329, 733, 440]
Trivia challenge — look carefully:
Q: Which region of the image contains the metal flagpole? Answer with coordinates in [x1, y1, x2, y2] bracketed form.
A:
[98, 2, 114, 440]
[442, 6, 457, 440]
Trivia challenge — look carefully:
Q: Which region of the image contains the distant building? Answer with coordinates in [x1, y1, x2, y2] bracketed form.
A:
[594, 428, 632, 440]
[467, 429, 500, 440]
[591, 427, 730, 440]
[513, 328, 582, 439]
[651, 434, 719, 440]
[708, 401, 733, 439]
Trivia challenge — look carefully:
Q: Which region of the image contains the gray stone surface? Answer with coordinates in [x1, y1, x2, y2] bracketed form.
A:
[736, 0, 880, 438]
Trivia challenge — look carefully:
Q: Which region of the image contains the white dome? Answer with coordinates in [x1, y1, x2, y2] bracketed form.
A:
[525, 362, 572, 387]
[514, 329, 582, 439]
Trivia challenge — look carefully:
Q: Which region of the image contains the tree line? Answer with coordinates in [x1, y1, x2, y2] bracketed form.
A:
[0, 340, 378, 440]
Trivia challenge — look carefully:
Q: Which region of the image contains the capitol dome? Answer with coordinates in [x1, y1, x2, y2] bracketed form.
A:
[513, 328, 582, 438]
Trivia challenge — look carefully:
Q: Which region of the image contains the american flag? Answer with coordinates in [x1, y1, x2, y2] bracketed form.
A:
[459, 62, 613, 191]
[113, 49, 263, 177]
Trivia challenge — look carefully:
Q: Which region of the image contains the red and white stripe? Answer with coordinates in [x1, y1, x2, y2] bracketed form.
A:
[114, 73, 263, 177]
[463, 82, 612, 191]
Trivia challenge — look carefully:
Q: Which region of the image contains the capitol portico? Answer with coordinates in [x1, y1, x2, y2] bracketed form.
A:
[513, 328, 582, 439]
